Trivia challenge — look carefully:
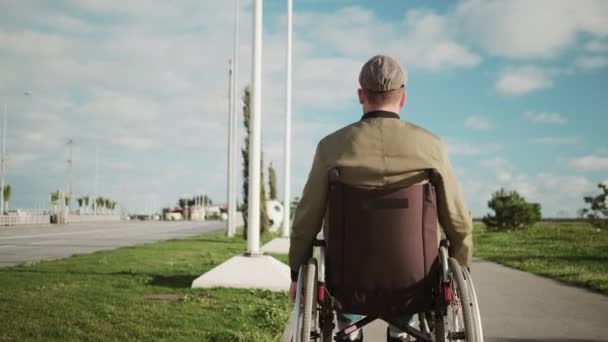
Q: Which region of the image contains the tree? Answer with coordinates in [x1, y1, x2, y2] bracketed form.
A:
[96, 197, 105, 214]
[583, 183, 608, 229]
[50, 190, 60, 213]
[482, 188, 541, 230]
[64, 194, 70, 208]
[268, 162, 277, 200]
[77, 197, 84, 213]
[260, 154, 270, 235]
[241, 87, 251, 238]
[290, 196, 300, 219]
[3, 184, 11, 214]
[240, 86, 270, 238]
[83, 196, 90, 214]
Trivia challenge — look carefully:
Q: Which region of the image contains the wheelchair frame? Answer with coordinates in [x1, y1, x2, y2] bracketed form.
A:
[292, 239, 484, 342]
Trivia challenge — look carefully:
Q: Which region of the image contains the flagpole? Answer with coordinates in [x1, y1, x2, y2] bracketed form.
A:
[247, 0, 263, 255]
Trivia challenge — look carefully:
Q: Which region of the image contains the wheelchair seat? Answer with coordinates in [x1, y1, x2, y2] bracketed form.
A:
[325, 172, 440, 317]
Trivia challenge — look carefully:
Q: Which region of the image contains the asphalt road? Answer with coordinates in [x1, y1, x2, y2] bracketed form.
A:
[363, 260, 608, 341]
[0, 220, 224, 267]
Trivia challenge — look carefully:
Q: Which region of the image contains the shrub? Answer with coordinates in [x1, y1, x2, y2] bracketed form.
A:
[482, 188, 541, 230]
[582, 183, 608, 230]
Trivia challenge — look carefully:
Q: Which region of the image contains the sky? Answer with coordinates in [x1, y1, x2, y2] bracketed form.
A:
[0, 0, 607, 217]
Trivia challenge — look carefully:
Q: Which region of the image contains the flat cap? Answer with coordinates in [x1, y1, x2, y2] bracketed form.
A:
[359, 55, 407, 92]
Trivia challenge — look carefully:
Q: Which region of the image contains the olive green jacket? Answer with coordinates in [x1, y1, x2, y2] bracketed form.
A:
[288, 111, 473, 276]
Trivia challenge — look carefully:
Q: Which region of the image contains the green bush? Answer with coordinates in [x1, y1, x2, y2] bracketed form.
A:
[582, 183, 608, 230]
[482, 188, 541, 230]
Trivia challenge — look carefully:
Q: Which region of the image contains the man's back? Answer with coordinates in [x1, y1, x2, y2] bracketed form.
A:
[289, 110, 473, 276]
[318, 111, 443, 186]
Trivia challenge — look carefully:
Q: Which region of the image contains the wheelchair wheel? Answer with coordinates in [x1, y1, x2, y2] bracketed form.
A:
[301, 259, 317, 342]
[439, 258, 476, 341]
[461, 267, 484, 341]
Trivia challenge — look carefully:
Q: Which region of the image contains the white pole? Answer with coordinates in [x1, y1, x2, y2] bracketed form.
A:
[0, 104, 6, 216]
[228, 0, 240, 237]
[247, 0, 263, 255]
[227, 58, 236, 236]
[94, 146, 98, 215]
[282, 0, 293, 238]
[67, 139, 74, 216]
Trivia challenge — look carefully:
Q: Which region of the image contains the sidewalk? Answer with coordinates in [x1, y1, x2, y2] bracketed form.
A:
[362, 260, 608, 341]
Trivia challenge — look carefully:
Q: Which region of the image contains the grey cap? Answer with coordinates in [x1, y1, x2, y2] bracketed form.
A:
[359, 55, 407, 92]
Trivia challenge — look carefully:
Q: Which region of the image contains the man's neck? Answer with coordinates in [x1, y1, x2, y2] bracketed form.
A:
[363, 105, 400, 114]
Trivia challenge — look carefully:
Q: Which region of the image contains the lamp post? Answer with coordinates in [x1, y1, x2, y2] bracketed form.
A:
[0, 91, 30, 215]
[282, 0, 293, 238]
[66, 139, 74, 216]
[226, 58, 236, 235]
[247, 0, 263, 255]
[0, 104, 7, 215]
[226, 0, 240, 237]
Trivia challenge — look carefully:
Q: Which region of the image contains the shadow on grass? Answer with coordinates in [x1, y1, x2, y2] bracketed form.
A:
[485, 255, 608, 263]
[489, 338, 606, 342]
[167, 238, 241, 245]
[0, 268, 201, 289]
[148, 274, 200, 288]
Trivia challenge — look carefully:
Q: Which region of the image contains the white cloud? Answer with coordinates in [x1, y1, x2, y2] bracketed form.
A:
[445, 141, 502, 156]
[585, 40, 608, 53]
[567, 155, 608, 171]
[496, 67, 553, 95]
[524, 111, 567, 124]
[455, 0, 608, 59]
[295, 7, 481, 73]
[575, 56, 608, 71]
[532, 136, 582, 145]
[396, 10, 481, 71]
[481, 158, 512, 182]
[464, 116, 491, 131]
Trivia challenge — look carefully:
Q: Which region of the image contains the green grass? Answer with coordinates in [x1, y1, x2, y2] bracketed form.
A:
[0, 230, 290, 341]
[473, 221, 608, 294]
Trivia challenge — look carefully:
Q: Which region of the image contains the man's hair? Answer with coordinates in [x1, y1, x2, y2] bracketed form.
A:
[363, 88, 403, 106]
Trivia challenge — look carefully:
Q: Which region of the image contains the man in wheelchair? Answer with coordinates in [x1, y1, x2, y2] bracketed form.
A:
[288, 55, 478, 341]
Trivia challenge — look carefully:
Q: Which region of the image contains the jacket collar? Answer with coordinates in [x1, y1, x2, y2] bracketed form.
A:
[360, 110, 400, 121]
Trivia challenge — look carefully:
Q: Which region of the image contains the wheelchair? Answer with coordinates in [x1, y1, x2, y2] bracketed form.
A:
[291, 170, 483, 341]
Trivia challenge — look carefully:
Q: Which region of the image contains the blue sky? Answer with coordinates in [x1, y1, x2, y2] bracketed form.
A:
[0, 0, 607, 217]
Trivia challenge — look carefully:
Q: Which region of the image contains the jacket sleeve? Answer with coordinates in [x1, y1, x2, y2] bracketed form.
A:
[288, 143, 328, 279]
[435, 141, 474, 267]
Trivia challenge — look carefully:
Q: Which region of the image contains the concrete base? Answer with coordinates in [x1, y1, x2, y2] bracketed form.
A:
[191, 254, 290, 291]
[261, 237, 290, 254]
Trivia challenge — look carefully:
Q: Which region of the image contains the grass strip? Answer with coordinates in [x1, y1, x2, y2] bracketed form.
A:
[0, 230, 290, 341]
[473, 222, 608, 294]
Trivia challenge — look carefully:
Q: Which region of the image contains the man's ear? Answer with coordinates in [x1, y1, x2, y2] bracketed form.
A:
[358, 88, 365, 105]
[400, 90, 407, 108]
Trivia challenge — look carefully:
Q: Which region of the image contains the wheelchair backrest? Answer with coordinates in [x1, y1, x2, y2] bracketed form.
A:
[325, 169, 440, 315]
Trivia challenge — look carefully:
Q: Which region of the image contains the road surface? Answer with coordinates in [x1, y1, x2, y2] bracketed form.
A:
[363, 259, 608, 341]
[0, 220, 223, 267]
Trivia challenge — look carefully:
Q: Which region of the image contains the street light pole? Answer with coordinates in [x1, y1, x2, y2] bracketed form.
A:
[227, 58, 237, 236]
[0, 104, 6, 215]
[94, 146, 99, 215]
[282, 0, 293, 238]
[227, 0, 240, 237]
[247, 0, 263, 255]
[67, 139, 74, 215]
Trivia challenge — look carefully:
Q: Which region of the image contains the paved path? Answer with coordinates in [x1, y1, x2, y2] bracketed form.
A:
[363, 260, 608, 341]
[0, 220, 223, 267]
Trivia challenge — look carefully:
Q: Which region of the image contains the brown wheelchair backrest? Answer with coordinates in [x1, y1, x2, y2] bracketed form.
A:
[326, 172, 440, 316]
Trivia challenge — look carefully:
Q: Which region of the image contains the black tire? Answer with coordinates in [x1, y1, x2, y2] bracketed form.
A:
[433, 313, 446, 342]
[448, 258, 475, 341]
[301, 260, 317, 342]
[462, 267, 484, 341]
